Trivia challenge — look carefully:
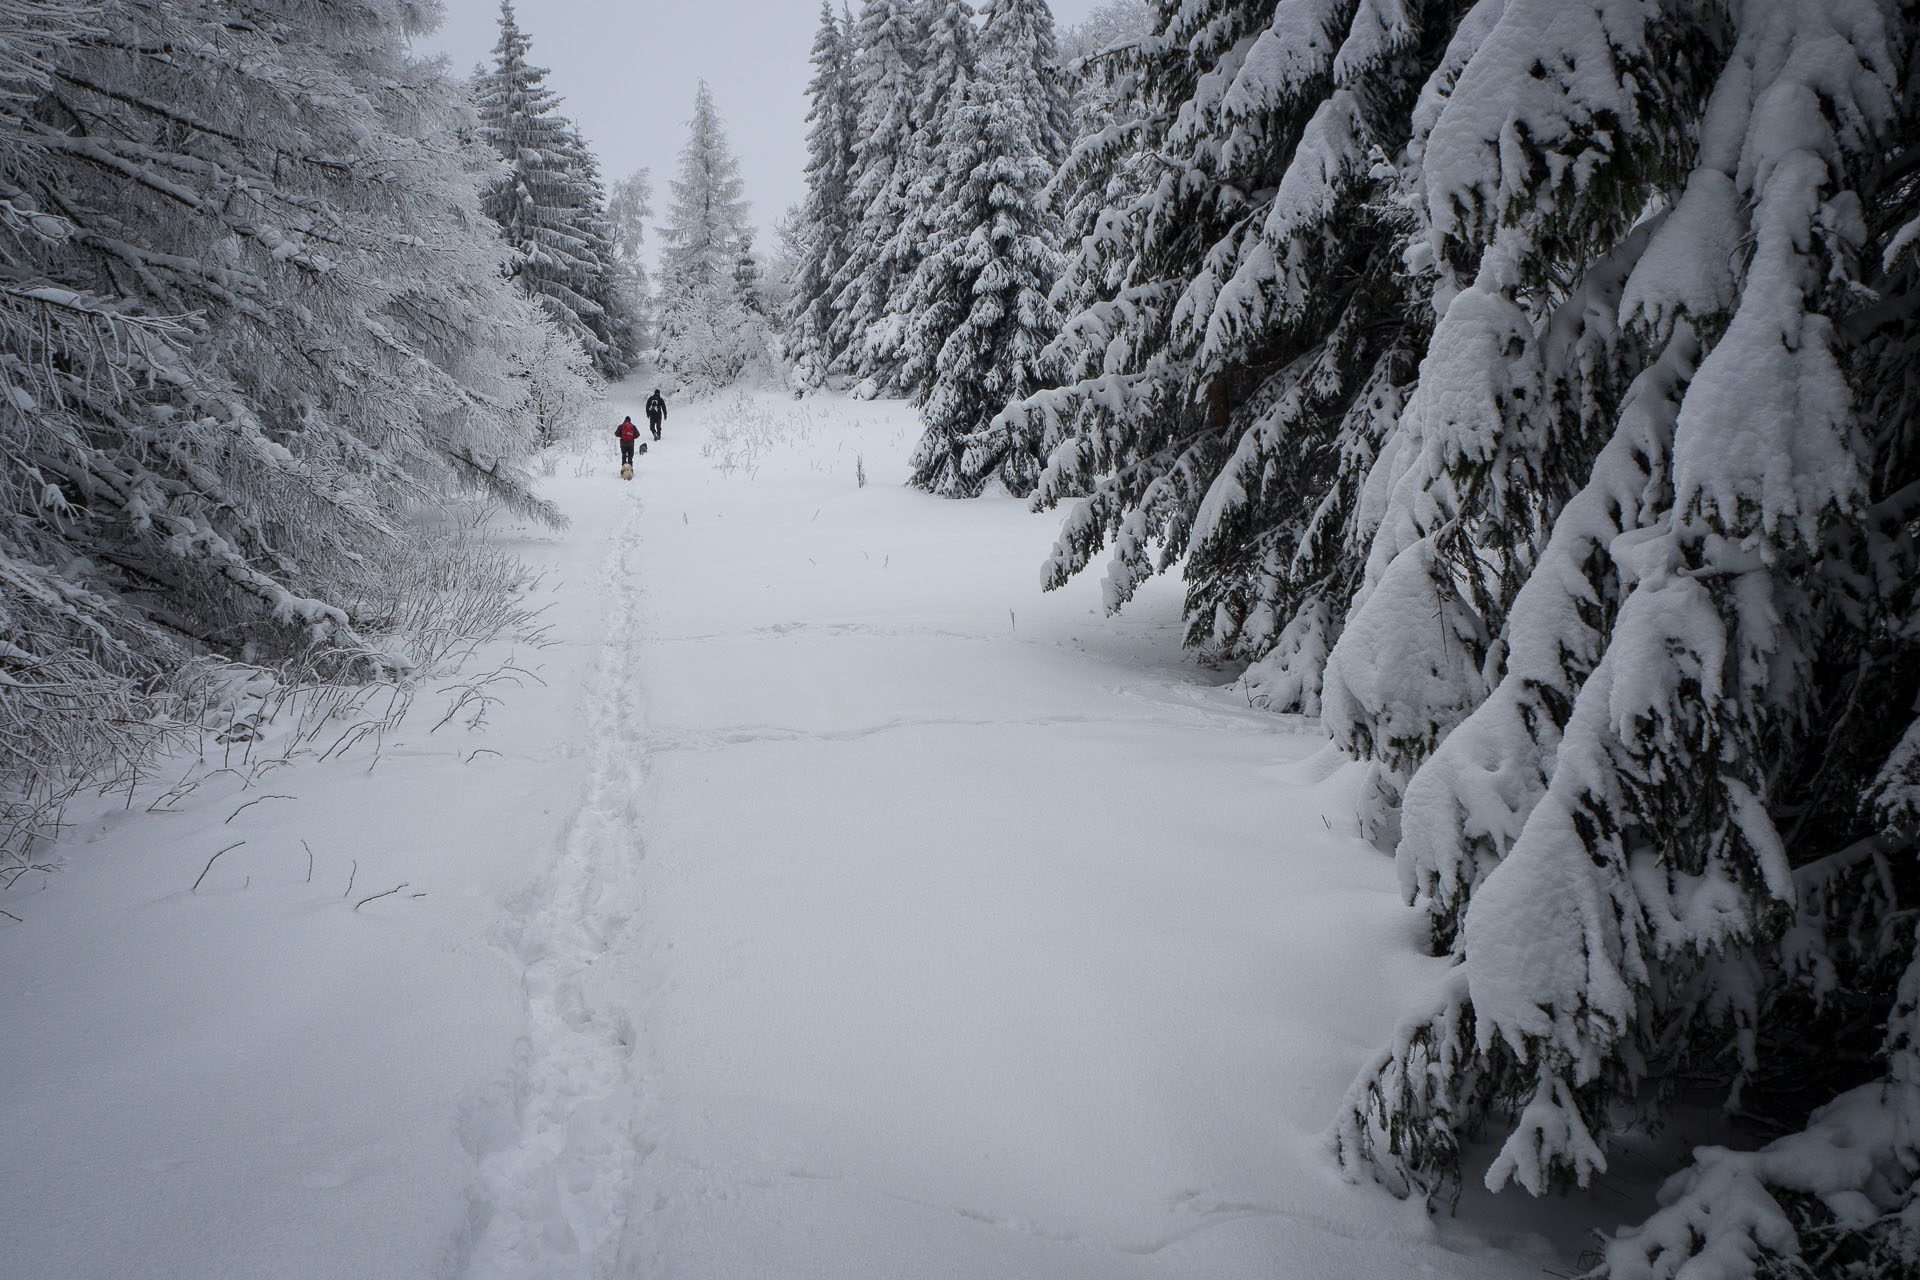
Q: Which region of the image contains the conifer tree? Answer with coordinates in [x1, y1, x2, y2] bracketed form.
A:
[659, 81, 752, 303]
[828, 0, 925, 390]
[0, 0, 575, 852]
[1318, 0, 1698, 846]
[867, 0, 978, 393]
[787, 2, 860, 384]
[733, 227, 764, 316]
[1327, 6, 1920, 1273]
[764, 204, 807, 320]
[656, 81, 763, 390]
[978, 0, 1072, 170]
[477, 2, 634, 377]
[878, 0, 1920, 1269]
[558, 126, 641, 377]
[1004, 0, 1467, 710]
[904, 0, 1064, 496]
[607, 168, 655, 351]
[1046, 5, 1154, 379]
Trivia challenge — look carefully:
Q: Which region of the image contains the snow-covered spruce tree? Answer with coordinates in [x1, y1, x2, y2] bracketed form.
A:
[828, 0, 925, 392]
[989, 0, 1264, 540]
[1318, 0, 1711, 850]
[607, 168, 655, 353]
[559, 131, 642, 378]
[733, 226, 764, 317]
[1053, 0, 1155, 223]
[978, 0, 1073, 171]
[1334, 6, 1920, 1267]
[1001, 0, 1483, 710]
[655, 80, 763, 392]
[478, 1, 635, 377]
[1046, 3, 1156, 369]
[786, 1, 859, 385]
[765, 203, 806, 321]
[1592, 13, 1920, 1271]
[867, 0, 977, 394]
[0, 0, 571, 854]
[658, 79, 751, 295]
[903, 0, 1066, 497]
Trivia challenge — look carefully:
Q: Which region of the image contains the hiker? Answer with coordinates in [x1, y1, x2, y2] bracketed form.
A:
[615, 415, 641, 467]
[645, 388, 667, 441]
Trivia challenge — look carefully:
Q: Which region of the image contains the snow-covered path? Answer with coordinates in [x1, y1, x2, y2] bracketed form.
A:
[0, 390, 1616, 1279]
[467, 392, 1593, 1278]
[464, 475, 654, 1276]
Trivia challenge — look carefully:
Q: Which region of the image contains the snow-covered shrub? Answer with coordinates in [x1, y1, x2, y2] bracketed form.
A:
[520, 325, 602, 452]
[657, 281, 773, 396]
[700, 393, 819, 478]
[0, 639, 183, 869]
[349, 520, 546, 675]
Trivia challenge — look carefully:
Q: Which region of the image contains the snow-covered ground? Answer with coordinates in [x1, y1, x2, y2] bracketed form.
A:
[1, 389, 1624, 1277]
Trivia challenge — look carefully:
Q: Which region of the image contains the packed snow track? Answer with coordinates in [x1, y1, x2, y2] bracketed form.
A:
[0, 390, 1616, 1280]
[458, 391, 1595, 1278]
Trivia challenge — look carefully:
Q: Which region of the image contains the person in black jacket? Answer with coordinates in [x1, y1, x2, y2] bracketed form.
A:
[645, 388, 667, 441]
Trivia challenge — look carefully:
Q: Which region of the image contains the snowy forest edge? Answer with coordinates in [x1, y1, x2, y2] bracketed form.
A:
[778, 1, 1920, 1274]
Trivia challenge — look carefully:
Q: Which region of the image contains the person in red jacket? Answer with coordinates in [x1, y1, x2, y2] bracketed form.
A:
[615, 415, 641, 467]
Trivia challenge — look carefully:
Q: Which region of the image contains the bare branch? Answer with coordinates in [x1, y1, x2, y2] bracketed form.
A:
[354, 882, 408, 911]
[190, 840, 246, 892]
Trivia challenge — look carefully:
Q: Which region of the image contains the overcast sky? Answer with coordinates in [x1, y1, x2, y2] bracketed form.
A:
[416, 0, 1111, 252]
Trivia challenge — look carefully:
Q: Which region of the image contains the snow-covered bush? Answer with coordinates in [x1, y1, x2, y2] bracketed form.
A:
[657, 282, 774, 396]
[520, 325, 602, 452]
[349, 521, 546, 676]
[700, 393, 819, 478]
[0, 639, 184, 870]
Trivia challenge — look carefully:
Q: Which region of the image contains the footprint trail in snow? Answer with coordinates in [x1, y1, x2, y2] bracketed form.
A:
[467, 390, 1603, 1280]
[465, 479, 655, 1279]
